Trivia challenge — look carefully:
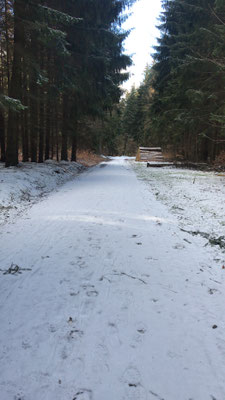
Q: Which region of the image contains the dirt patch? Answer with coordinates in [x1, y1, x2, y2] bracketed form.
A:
[77, 151, 109, 167]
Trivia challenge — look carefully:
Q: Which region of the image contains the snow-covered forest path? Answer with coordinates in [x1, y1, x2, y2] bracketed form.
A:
[0, 158, 225, 400]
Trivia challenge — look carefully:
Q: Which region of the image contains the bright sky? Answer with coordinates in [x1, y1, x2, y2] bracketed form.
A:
[122, 0, 163, 91]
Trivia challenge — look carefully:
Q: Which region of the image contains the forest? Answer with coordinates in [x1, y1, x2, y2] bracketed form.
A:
[0, 0, 225, 167]
[0, 0, 135, 167]
[110, 0, 225, 162]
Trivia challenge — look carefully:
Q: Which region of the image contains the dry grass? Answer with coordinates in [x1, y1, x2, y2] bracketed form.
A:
[16, 150, 108, 167]
[214, 151, 225, 166]
[77, 150, 108, 167]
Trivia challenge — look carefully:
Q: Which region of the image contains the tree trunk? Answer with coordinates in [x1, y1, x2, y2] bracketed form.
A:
[71, 127, 77, 162]
[51, 120, 54, 159]
[61, 95, 68, 161]
[0, 110, 6, 162]
[38, 95, 45, 163]
[5, 0, 10, 90]
[5, 0, 23, 167]
[30, 76, 38, 162]
[38, 51, 45, 163]
[55, 102, 59, 161]
[21, 59, 29, 162]
[123, 133, 128, 155]
[29, 33, 39, 163]
[22, 108, 29, 162]
[45, 97, 50, 160]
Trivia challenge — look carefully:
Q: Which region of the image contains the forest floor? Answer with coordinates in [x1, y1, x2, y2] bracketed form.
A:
[0, 158, 225, 400]
[76, 151, 108, 167]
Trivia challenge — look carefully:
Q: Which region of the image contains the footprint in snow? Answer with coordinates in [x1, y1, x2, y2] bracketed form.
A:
[108, 321, 117, 331]
[22, 341, 31, 349]
[14, 395, 25, 400]
[173, 243, 185, 250]
[82, 284, 95, 290]
[122, 366, 147, 400]
[72, 389, 93, 400]
[61, 347, 68, 360]
[145, 256, 158, 261]
[131, 234, 142, 239]
[70, 291, 80, 297]
[80, 298, 95, 316]
[130, 323, 148, 348]
[77, 259, 88, 269]
[81, 282, 98, 296]
[86, 290, 99, 297]
[107, 251, 113, 259]
[81, 272, 94, 282]
[90, 244, 101, 250]
[91, 342, 109, 374]
[120, 289, 134, 311]
[208, 288, 219, 295]
[49, 324, 57, 333]
[137, 326, 147, 335]
[67, 329, 84, 340]
[108, 322, 122, 347]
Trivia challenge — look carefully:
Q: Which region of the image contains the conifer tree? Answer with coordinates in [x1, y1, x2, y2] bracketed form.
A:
[149, 0, 225, 161]
[3, 0, 135, 166]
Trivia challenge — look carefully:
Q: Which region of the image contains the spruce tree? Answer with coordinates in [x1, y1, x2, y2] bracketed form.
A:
[3, 0, 135, 166]
[149, 0, 225, 161]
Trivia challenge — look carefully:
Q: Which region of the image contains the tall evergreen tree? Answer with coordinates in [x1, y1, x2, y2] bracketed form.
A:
[149, 0, 225, 161]
[3, 0, 135, 166]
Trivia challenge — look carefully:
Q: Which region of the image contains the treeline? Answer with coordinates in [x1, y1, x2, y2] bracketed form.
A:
[113, 0, 225, 162]
[99, 68, 156, 156]
[0, 0, 135, 167]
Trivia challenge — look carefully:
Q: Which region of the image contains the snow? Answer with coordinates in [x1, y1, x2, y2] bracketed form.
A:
[0, 160, 84, 225]
[133, 162, 225, 241]
[0, 158, 225, 400]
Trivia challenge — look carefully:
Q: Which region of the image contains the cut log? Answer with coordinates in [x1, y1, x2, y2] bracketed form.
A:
[136, 146, 164, 162]
[147, 162, 174, 168]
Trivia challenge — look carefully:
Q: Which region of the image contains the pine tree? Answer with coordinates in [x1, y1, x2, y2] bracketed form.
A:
[3, 0, 135, 166]
[149, 0, 225, 161]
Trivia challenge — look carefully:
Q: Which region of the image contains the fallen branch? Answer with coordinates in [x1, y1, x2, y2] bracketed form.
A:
[113, 271, 147, 285]
[180, 229, 225, 249]
[0, 263, 31, 275]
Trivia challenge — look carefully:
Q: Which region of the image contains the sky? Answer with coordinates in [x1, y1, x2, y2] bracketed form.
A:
[122, 0, 163, 91]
